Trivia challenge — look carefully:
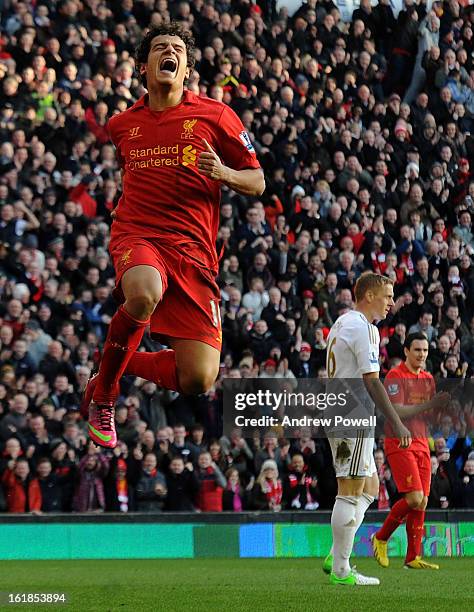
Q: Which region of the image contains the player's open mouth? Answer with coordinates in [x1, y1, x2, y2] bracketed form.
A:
[159, 57, 178, 76]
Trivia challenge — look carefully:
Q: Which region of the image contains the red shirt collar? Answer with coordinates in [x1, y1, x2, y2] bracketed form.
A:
[398, 361, 427, 378]
[399, 362, 411, 375]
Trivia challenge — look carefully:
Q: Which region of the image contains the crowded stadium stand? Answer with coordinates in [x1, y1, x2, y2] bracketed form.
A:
[0, 0, 473, 515]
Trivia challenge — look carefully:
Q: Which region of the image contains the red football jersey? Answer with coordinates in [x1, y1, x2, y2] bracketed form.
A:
[384, 361, 435, 454]
[108, 90, 261, 272]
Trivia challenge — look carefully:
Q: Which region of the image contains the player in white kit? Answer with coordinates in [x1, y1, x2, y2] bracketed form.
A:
[323, 273, 412, 586]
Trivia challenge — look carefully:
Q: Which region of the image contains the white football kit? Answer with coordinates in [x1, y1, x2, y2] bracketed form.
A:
[326, 310, 379, 478]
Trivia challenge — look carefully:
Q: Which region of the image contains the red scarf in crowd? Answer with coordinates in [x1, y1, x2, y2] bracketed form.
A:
[288, 472, 317, 507]
[262, 477, 282, 505]
[116, 477, 128, 512]
[116, 459, 128, 512]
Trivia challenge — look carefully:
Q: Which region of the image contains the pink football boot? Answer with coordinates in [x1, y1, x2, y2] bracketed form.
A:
[82, 374, 118, 448]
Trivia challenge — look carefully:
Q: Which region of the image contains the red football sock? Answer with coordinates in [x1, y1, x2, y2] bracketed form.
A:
[93, 306, 150, 404]
[126, 349, 180, 391]
[405, 509, 425, 563]
[376, 497, 411, 541]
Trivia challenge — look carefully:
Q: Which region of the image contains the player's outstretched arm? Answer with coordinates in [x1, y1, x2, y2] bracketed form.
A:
[392, 391, 450, 419]
[363, 372, 412, 448]
[198, 139, 265, 196]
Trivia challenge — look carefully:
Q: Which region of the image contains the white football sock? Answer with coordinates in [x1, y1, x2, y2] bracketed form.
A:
[331, 495, 359, 578]
[328, 492, 375, 558]
[354, 492, 375, 531]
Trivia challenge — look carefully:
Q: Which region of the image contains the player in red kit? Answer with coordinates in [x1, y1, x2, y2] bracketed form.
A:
[82, 23, 264, 447]
[372, 333, 449, 569]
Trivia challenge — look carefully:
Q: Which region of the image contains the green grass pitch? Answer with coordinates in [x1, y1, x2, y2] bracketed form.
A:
[0, 558, 472, 612]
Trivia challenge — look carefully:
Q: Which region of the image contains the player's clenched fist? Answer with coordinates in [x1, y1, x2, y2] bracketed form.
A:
[394, 422, 412, 449]
[198, 138, 226, 181]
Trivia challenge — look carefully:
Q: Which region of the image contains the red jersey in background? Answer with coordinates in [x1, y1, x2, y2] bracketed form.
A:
[384, 361, 435, 455]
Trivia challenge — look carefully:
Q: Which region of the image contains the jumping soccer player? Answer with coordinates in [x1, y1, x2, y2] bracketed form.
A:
[324, 273, 412, 586]
[83, 23, 264, 447]
[372, 333, 448, 569]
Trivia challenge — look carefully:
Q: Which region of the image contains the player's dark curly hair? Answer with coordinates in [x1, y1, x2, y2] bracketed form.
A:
[404, 332, 429, 350]
[135, 22, 196, 88]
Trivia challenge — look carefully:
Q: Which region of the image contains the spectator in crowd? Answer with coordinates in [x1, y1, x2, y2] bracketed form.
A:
[136, 381, 168, 433]
[2, 457, 41, 513]
[219, 428, 254, 485]
[374, 448, 398, 510]
[0, 437, 23, 473]
[282, 453, 320, 510]
[72, 444, 109, 512]
[49, 438, 76, 511]
[155, 427, 172, 474]
[23, 321, 52, 368]
[404, 11, 440, 105]
[223, 467, 246, 511]
[242, 278, 270, 323]
[251, 459, 283, 512]
[170, 423, 197, 466]
[290, 342, 318, 378]
[209, 438, 232, 474]
[24, 414, 52, 467]
[115, 403, 139, 448]
[36, 457, 64, 512]
[165, 455, 199, 512]
[254, 431, 291, 474]
[140, 429, 160, 458]
[134, 451, 167, 513]
[8, 338, 35, 379]
[104, 443, 135, 513]
[195, 451, 226, 512]
[458, 455, 474, 508]
[428, 446, 456, 509]
[188, 424, 207, 457]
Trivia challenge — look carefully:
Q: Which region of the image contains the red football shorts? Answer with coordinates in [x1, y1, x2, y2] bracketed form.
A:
[386, 447, 431, 496]
[109, 234, 222, 351]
